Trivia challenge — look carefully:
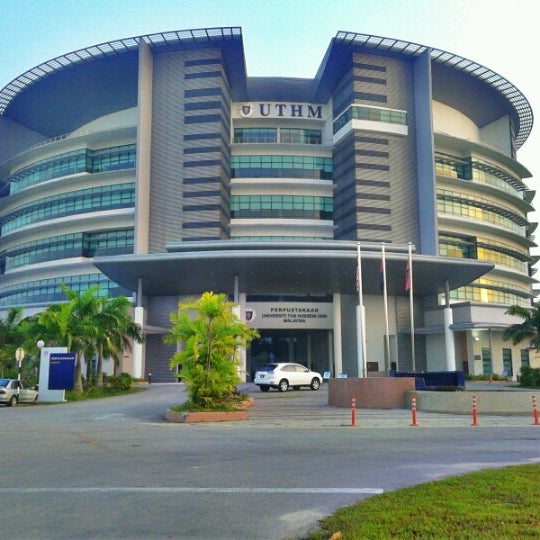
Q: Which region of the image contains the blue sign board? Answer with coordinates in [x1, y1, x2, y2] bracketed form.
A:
[48, 353, 76, 390]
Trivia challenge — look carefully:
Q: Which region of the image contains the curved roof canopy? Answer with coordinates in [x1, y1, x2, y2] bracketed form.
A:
[0, 28, 533, 149]
[316, 32, 533, 149]
[94, 241, 494, 298]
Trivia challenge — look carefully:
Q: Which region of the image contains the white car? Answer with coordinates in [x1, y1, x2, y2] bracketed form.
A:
[0, 379, 39, 406]
[253, 363, 322, 392]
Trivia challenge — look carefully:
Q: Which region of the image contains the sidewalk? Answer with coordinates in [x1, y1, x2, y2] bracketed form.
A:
[237, 383, 540, 429]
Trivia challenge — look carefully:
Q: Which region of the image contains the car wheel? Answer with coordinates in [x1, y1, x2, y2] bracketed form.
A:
[278, 379, 289, 392]
[310, 378, 321, 390]
[8, 395, 17, 406]
[259, 385, 270, 392]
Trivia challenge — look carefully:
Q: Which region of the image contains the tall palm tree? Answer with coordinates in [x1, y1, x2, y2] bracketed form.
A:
[93, 295, 144, 388]
[0, 307, 26, 376]
[38, 285, 100, 394]
[503, 303, 540, 350]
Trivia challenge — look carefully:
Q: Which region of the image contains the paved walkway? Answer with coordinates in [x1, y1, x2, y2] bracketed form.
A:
[237, 383, 540, 429]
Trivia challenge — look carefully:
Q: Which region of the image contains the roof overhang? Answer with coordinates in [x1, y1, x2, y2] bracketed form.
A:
[314, 31, 532, 149]
[93, 240, 494, 298]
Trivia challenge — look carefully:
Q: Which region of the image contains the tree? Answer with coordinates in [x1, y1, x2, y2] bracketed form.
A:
[37, 285, 145, 393]
[93, 295, 145, 388]
[38, 285, 100, 394]
[0, 307, 26, 377]
[502, 303, 540, 351]
[164, 292, 258, 408]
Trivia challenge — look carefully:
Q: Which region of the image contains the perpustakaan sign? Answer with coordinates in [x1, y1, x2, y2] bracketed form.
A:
[244, 302, 333, 329]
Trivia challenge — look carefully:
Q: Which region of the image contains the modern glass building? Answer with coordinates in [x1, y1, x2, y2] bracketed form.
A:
[0, 27, 536, 381]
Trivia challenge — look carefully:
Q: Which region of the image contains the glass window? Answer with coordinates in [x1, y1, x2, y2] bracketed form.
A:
[230, 195, 333, 220]
[9, 145, 136, 194]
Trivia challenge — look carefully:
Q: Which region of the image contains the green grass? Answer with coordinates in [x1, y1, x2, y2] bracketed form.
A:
[304, 464, 540, 539]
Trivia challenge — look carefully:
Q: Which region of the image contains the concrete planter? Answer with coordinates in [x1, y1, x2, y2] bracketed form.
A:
[328, 377, 415, 408]
[165, 397, 254, 423]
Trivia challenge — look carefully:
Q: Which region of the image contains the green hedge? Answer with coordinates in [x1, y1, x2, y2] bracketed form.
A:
[520, 366, 540, 387]
[104, 373, 132, 391]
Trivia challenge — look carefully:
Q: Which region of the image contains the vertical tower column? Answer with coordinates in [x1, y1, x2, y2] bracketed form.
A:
[134, 39, 153, 255]
[443, 280, 456, 371]
[333, 293, 343, 377]
[132, 277, 145, 379]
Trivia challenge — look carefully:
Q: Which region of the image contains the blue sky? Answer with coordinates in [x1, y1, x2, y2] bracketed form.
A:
[1, 0, 538, 215]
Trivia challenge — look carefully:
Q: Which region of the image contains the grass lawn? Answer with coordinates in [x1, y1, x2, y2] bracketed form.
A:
[304, 463, 540, 539]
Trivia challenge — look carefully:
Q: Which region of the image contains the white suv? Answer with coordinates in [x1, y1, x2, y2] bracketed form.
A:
[253, 363, 322, 392]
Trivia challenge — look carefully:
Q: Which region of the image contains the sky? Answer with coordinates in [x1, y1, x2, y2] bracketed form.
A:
[0, 0, 538, 237]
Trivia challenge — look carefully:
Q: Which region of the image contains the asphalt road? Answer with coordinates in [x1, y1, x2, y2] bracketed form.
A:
[1, 383, 539, 539]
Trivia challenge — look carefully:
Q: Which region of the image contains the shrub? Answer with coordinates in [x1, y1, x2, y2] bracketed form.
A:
[105, 372, 132, 391]
[519, 365, 540, 387]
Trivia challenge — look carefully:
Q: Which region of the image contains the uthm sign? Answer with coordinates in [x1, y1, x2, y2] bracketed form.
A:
[237, 102, 325, 120]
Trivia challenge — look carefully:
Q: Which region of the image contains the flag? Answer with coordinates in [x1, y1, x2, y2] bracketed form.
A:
[378, 261, 384, 292]
[405, 260, 411, 291]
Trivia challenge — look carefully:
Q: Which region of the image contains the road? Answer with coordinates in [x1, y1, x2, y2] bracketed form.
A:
[1, 383, 539, 539]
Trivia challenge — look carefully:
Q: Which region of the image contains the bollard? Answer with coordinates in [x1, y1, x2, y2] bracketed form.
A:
[148, 372, 152, 385]
[410, 394, 418, 427]
[533, 396, 539, 426]
[471, 395, 479, 426]
[351, 397, 356, 427]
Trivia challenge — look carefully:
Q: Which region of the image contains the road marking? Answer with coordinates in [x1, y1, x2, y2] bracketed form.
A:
[2, 487, 383, 494]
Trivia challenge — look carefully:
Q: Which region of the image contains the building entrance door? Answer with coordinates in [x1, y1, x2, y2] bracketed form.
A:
[247, 330, 329, 381]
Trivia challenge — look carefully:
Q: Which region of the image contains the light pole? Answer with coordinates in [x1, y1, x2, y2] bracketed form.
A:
[15, 347, 25, 381]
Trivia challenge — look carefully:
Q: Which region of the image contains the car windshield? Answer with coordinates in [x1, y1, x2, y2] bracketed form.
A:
[257, 364, 279, 372]
[0, 379, 10, 387]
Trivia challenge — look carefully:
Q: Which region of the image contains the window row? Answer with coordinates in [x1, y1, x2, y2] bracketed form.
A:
[435, 154, 523, 198]
[439, 235, 528, 273]
[231, 155, 332, 180]
[437, 191, 526, 236]
[8, 145, 136, 194]
[333, 105, 407, 134]
[230, 195, 333, 219]
[0, 273, 129, 307]
[448, 284, 530, 307]
[3, 229, 134, 271]
[233, 128, 322, 145]
[1, 183, 135, 234]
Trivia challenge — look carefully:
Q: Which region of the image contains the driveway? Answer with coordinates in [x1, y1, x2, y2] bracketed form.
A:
[0, 383, 538, 539]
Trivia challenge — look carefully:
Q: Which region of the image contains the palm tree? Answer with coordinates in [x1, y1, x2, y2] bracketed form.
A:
[165, 291, 258, 408]
[0, 307, 26, 377]
[38, 285, 100, 394]
[503, 303, 540, 350]
[93, 295, 144, 388]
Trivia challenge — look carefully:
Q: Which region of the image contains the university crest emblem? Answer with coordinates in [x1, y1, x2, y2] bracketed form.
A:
[239, 103, 253, 117]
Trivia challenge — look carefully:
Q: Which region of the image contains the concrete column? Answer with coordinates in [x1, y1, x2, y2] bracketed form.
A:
[236, 291, 247, 381]
[443, 281, 456, 371]
[134, 39, 153, 255]
[333, 293, 342, 377]
[307, 333, 312, 369]
[132, 306, 145, 379]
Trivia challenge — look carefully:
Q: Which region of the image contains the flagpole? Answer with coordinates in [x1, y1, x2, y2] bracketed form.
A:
[381, 243, 390, 371]
[408, 242, 416, 371]
[356, 242, 366, 378]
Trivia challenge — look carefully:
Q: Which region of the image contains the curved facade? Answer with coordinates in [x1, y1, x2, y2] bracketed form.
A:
[0, 28, 536, 381]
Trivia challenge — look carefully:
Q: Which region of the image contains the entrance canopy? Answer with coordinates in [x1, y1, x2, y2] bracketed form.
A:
[94, 240, 493, 298]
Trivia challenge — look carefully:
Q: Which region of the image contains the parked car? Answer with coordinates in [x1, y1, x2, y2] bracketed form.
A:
[0, 379, 39, 406]
[253, 363, 323, 392]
